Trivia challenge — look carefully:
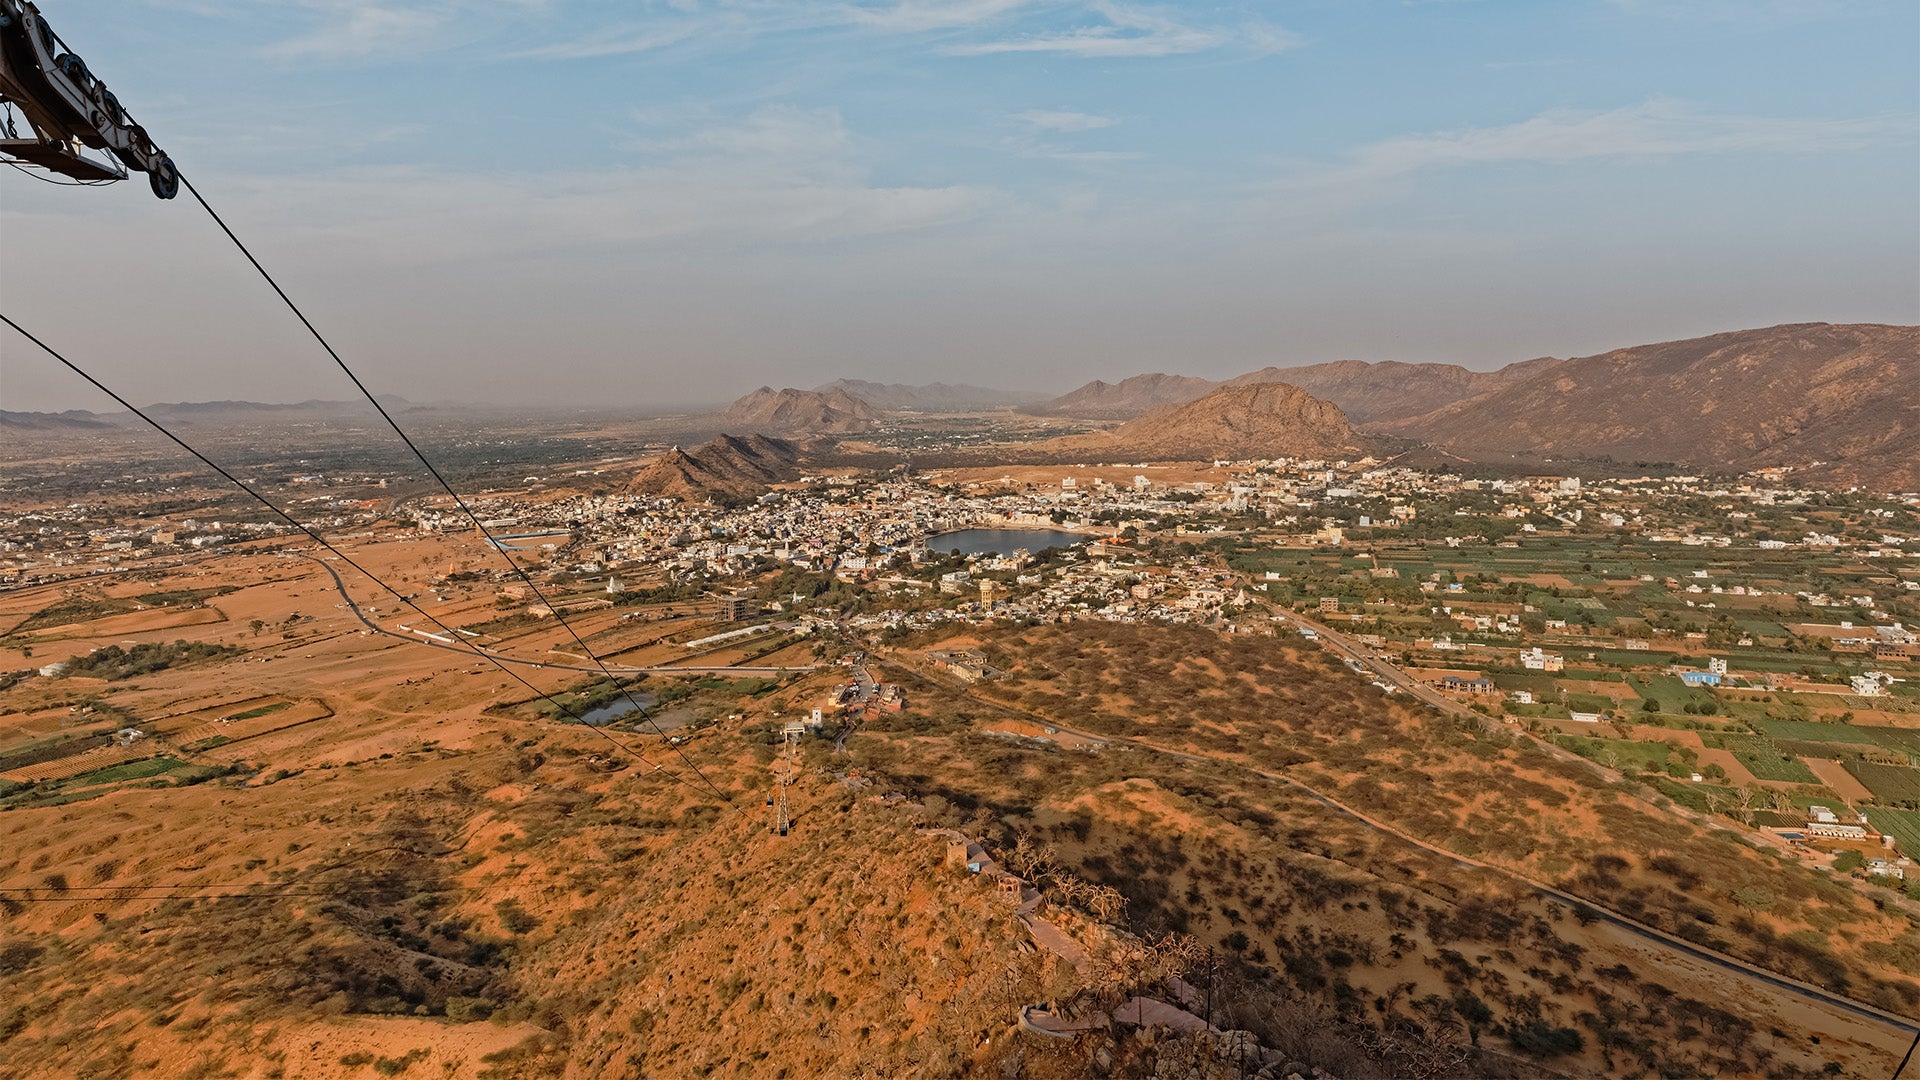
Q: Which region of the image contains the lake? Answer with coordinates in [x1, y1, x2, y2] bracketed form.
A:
[926, 528, 1089, 556]
[576, 691, 657, 726]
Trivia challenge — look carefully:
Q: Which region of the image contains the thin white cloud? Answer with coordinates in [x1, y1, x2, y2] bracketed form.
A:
[205, 105, 995, 263]
[1606, 0, 1868, 24]
[1249, 99, 1916, 223]
[1016, 109, 1117, 132]
[510, 22, 704, 60]
[1348, 100, 1910, 177]
[508, 0, 1294, 63]
[943, 2, 1297, 57]
[842, 0, 1042, 32]
[264, 0, 549, 60]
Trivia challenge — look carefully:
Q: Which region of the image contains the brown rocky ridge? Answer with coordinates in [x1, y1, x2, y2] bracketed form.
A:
[717, 386, 879, 434]
[1034, 382, 1375, 462]
[1223, 357, 1564, 425]
[625, 433, 802, 504]
[1380, 323, 1920, 490]
[1019, 373, 1220, 420]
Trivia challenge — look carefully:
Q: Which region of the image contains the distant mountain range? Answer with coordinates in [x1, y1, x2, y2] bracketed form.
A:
[1221, 358, 1564, 425]
[12, 323, 1913, 490]
[1013, 323, 1917, 489]
[814, 379, 1046, 412]
[0, 409, 116, 431]
[0, 397, 425, 430]
[717, 387, 879, 434]
[1017, 373, 1219, 420]
[1022, 360, 1561, 425]
[627, 434, 804, 505]
[1031, 382, 1375, 463]
[1379, 323, 1919, 490]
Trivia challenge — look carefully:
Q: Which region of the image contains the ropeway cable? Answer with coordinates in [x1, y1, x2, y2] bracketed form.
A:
[0, 312, 714, 799]
[176, 173, 734, 806]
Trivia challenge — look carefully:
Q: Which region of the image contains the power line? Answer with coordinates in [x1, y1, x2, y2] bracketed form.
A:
[0, 312, 709, 798]
[177, 173, 733, 806]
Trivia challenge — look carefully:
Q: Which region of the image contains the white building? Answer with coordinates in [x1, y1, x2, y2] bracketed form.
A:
[1521, 647, 1565, 672]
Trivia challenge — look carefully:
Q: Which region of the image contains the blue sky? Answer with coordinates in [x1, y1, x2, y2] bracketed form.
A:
[3, 0, 1916, 410]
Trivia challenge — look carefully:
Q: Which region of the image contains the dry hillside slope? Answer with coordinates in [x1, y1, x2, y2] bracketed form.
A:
[625, 433, 802, 505]
[1384, 323, 1920, 489]
[1225, 358, 1564, 425]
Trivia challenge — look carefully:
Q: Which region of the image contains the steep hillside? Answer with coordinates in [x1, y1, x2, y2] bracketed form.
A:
[816, 379, 1045, 412]
[1225, 358, 1563, 425]
[1386, 324, 1920, 489]
[717, 387, 879, 434]
[1019, 373, 1219, 420]
[625, 434, 802, 505]
[1036, 382, 1374, 462]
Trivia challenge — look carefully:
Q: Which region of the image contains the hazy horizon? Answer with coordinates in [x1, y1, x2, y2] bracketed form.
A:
[3, 0, 1917, 413]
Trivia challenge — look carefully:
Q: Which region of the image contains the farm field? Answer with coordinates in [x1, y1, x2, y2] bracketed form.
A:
[1847, 761, 1920, 805]
[1864, 808, 1920, 859]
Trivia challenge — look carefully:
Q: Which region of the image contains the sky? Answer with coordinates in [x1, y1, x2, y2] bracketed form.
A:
[2, 0, 1916, 412]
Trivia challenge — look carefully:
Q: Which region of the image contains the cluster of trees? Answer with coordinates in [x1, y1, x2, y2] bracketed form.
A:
[60, 639, 238, 680]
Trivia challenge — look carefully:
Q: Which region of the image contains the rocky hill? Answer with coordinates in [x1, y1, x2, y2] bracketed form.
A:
[1224, 357, 1563, 425]
[1037, 382, 1374, 462]
[1383, 323, 1920, 489]
[815, 379, 1045, 412]
[626, 434, 802, 504]
[1019, 373, 1219, 420]
[718, 386, 879, 434]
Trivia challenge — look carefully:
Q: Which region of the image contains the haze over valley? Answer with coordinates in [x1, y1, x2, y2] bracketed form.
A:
[1, 2, 1917, 1078]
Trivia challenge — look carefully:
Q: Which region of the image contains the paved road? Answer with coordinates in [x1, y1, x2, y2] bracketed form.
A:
[299, 555, 816, 678]
[885, 653, 1920, 1038]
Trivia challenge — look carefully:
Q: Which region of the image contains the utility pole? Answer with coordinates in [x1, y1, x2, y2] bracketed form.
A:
[771, 719, 802, 836]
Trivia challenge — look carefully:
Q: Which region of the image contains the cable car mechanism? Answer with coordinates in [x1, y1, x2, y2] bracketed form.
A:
[0, 0, 176, 197]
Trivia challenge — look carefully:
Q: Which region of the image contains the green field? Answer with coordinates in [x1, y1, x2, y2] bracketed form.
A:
[1862, 727, 1920, 758]
[71, 756, 189, 786]
[1865, 807, 1920, 858]
[1702, 732, 1819, 782]
[1847, 762, 1920, 806]
[1732, 750, 1818, 784]
[226, 701, 292, 722]
[1553, 735, 1671, 771]
[1752, 719, 1877, 744]
[1629, 674, 1716, 710]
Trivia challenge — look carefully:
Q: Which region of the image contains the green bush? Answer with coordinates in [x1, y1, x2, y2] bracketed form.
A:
[494, 899, 539, 935]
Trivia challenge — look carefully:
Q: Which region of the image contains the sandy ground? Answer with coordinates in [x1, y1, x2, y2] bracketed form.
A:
[1807, 757, 1876, 803]
[1694, 747, 1761, 787]
[1, 538, 804, 782]
[266, 1018, 550, 1080]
